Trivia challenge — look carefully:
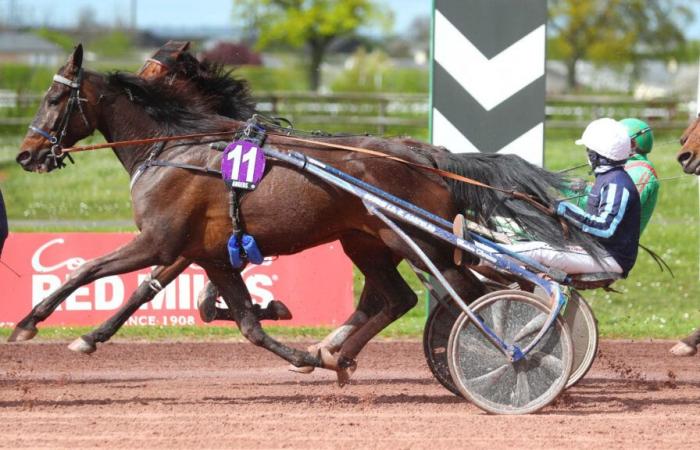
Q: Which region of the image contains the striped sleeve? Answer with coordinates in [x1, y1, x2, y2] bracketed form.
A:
[556, 183, 630, 238]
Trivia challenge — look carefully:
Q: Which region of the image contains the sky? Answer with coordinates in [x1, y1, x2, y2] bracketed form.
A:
[2, 0, 700, 39]
[0, 0, 429, 34]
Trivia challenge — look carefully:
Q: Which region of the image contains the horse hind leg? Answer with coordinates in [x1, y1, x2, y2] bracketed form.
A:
[197, 281, 293, 323]
[330, 234, 485, 386]
[288, 276, 387, 374]
[69, 257, 192, 354]
[289, 234, 397, 376]
[318, 237, 417, 385]
[204, 266, 323, 369]
[289, 308, 370, 374]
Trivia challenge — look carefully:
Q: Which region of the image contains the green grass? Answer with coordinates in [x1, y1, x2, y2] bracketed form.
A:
[1, 130, 698, 340]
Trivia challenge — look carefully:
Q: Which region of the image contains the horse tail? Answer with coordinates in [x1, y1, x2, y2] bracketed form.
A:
[434, 152, 608, 262]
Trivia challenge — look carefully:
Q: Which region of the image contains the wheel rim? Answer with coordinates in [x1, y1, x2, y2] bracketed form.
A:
[423, 282, 508, 397]
[447, 290, 573, 415]
[563, 291, 598, 388]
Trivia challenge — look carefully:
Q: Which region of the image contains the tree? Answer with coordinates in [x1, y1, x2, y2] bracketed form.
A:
[548, 0, 695, 90]
[233, 0, 390, 91]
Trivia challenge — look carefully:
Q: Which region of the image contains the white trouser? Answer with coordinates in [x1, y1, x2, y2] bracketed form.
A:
[499, 241, 623, 275]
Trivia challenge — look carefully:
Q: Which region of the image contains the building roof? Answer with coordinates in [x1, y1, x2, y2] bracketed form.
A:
[0, 32, 63, 53]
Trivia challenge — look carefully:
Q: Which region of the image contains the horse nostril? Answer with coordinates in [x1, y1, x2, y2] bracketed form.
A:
[16, 151, 32, 166]
[677, 151, 692, 163]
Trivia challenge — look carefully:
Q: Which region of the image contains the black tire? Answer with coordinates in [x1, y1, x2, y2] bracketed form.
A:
[422, 281, 508, 396]
[423, 299, 462, 396]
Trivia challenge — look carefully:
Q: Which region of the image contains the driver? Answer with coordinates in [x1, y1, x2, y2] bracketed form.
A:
[499, 118, 641, 277]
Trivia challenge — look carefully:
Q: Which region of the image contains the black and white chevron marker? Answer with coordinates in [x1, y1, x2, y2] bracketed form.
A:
[431, 0, 547, 166]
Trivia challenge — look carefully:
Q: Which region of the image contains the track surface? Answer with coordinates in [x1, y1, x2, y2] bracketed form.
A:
[1, 340, 698, 449]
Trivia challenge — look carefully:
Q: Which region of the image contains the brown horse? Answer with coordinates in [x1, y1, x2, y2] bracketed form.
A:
[671, 117, 700, 355]
[14, 46, 604, 380]
[7, 42, 291, 354]
[678, 116, 700, 174]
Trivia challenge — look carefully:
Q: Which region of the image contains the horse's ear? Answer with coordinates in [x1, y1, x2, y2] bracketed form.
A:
[71, 44, 84, 69]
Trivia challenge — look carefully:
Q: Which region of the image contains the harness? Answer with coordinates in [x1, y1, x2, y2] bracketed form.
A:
[130, 141, 222, 191]
[28, 69, 90, 169]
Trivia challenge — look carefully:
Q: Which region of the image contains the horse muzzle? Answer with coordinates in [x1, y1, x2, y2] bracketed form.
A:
[16, 147, 61, 173]
[677, 150, 700, 175]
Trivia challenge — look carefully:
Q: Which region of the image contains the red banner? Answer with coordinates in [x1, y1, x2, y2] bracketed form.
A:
[0, 233, 354, 328]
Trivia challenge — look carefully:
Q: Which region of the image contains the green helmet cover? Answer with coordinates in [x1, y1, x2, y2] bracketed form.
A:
[620, 117, 653, 154]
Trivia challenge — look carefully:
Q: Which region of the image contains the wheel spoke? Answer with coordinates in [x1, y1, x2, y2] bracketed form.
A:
[490, 300, 509, 341]
[513, 368, 531, 406]
[466, 363, 510, 390]
[528, 351, 563, 375]
[512, 313, 547, 343]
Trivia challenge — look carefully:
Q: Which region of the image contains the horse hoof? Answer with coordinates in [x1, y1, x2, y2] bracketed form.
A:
[288, 364, 315, 374]
[269, 300, 293, 321]
[290, 344, 322, 373]
[197, 282, 219, 323]
[669, 341, 697, 357]
[68, 337, 96, 355]
[8, 326, 38, 342]
[319, 348, 357, 387]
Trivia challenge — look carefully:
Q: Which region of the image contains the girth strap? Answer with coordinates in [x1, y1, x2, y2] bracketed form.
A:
[130, 141, 221, 191]
[145, 160, 222, 176]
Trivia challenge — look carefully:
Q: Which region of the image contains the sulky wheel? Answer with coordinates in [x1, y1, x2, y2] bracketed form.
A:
[447, 290, 573, 415]
[423, 281, 508, 397]
[561, 290, 598, 388]
[423, 298, 462, 396]
[532, 287, 599, 388]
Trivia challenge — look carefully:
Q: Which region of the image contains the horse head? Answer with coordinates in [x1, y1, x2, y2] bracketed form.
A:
[137, 40, 192, 80]
[677, 115, 700, 175]
[16, 45, 101, 173]
[138, 41, 256, 121]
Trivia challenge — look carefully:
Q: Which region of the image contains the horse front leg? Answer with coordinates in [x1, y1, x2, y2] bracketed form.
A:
[68, 257, 192, 354]
[204, 266, 323, 369]
[8, 233, 176, 342]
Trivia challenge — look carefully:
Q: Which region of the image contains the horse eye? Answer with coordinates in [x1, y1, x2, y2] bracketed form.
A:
[48, 97, 60, 106]
[680, 136, 688, 145]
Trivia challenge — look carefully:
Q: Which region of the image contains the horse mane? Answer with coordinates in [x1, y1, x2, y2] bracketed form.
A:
[105, 71, 235, 134]
[435, 153, 608, 261]
[173, 53, 257, 120]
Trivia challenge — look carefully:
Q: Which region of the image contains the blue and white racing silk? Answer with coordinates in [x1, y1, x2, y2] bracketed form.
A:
[556, 166, 641, 276]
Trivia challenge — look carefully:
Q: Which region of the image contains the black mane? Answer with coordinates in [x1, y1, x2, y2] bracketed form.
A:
[106, 71, 235, 135]
[435, 152, 608, 263]
[174, 53, 257, 120]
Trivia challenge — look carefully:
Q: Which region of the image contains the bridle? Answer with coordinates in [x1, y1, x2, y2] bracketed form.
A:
[27, 68, 90, 169]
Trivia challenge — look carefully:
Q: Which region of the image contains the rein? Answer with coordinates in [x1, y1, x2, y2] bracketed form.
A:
[56, 125, 558, 218]
[266, 133, 557, 217]
[56, 130, 240, 154]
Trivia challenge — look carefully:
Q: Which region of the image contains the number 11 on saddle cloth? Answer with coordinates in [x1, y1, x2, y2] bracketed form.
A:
[221, 139, 267, 267]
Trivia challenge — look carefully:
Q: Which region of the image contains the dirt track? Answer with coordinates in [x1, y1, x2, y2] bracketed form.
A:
[0, 340, 698, 449]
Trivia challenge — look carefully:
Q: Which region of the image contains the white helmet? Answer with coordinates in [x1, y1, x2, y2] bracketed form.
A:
[575, 118, 631, 162]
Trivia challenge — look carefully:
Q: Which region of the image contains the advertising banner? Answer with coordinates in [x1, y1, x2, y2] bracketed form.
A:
[0, 233, 354, 328]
